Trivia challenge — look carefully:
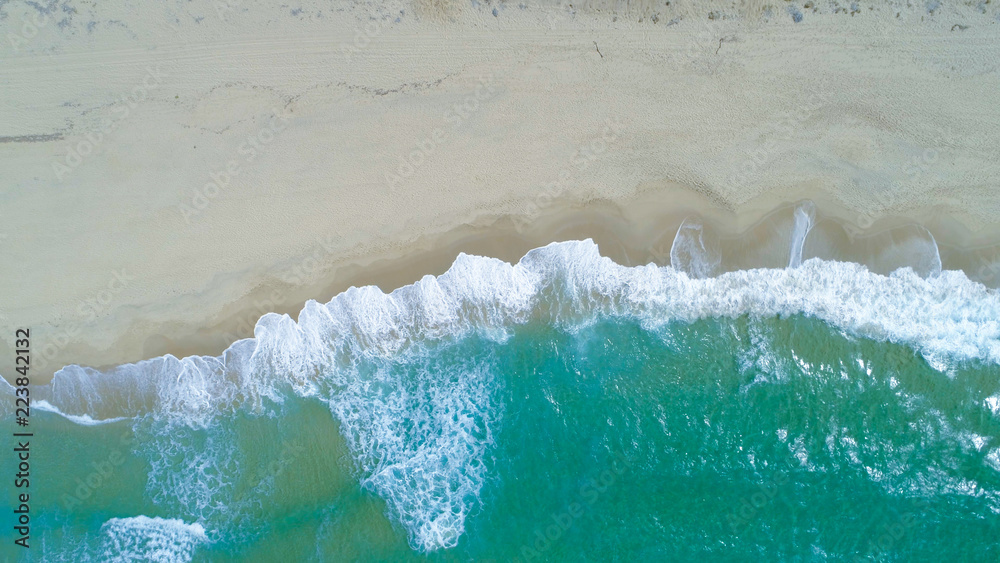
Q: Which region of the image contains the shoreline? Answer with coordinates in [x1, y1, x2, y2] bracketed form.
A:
[9, 184, 1000, 384]
[2, 0, 999, 382]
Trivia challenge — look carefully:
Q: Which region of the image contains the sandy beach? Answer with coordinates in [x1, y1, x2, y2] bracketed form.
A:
[2, 0, 1000, 381]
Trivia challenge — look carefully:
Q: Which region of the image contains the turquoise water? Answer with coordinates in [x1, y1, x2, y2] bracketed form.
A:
[3, 241, 1000, 561]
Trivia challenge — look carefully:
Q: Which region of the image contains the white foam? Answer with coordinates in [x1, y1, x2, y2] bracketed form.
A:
[328, 355, 499, 552]
[139, 420, 241, 529]
[670, 217, 721, 278]
[99, 516, 207, 563]
[33, 399, 128, 425]
[985, 395, 1000, 417]
[0, 377, 14, 419]
[987, 448, 1000, 473]
[12, 239, 1000, 552]
[788, 201, 816, 268]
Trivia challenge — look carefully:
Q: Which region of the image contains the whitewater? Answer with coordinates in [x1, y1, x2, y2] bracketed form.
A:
[3, 236, 1000, 560]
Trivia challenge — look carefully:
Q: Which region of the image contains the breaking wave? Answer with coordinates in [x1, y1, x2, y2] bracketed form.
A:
[13, 238, 1000, 551]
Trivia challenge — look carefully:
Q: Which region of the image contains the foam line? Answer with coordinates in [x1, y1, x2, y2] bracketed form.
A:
[789, 201, 816, 268]
[33, 399, 129, 425]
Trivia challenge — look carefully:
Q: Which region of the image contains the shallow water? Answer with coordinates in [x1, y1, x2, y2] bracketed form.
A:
[3, 240, 999, 561]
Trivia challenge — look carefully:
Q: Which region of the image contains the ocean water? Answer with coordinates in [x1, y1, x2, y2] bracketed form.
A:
[3, 239, 1000, 561]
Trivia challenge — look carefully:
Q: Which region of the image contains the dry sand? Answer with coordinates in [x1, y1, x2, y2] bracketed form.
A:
[1, 0, 999, 381]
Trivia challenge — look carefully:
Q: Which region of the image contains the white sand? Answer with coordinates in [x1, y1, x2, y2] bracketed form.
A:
[1, 0, 999, 379]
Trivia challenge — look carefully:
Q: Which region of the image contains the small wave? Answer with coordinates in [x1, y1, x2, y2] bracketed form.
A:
[670, 217, 721, 278]
[788, 201, 816, 268]
[33, 399, 129, 425]
[99, 516, 207, 563]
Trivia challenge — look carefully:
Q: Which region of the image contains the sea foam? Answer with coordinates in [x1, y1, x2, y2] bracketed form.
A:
[99, 516, 207, 563]
[33, 399, 128, 425]
[16, 239, 1000, 551]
